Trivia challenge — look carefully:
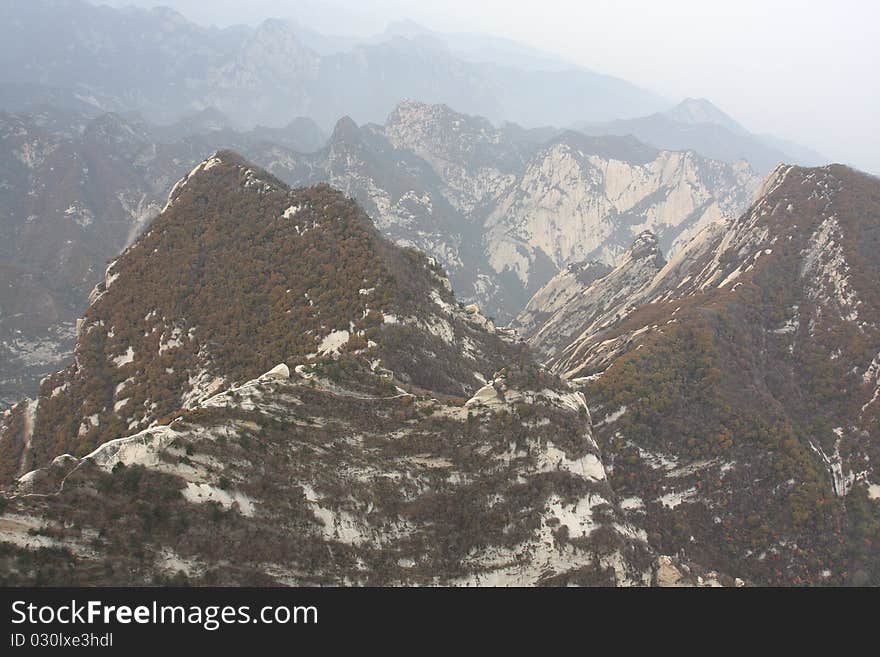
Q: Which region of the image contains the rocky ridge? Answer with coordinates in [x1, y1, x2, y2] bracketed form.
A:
[519, 164, 880, 584]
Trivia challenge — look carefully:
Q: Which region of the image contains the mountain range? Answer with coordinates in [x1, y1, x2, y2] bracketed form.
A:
[2, 153, 877, 585]
[0, 106, 325, 408]
[257, 100, 761, 322]
[0, 1, 827, 177]
[0, 0, 874, 589]
[0, 0, 665, 131]
[576, 97, 827, 174]
[0, 100, 764, 408]
[0, 153, 721, 586]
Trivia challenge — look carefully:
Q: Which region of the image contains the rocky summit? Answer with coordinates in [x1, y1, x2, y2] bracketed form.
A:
[0, 108, 325, 408]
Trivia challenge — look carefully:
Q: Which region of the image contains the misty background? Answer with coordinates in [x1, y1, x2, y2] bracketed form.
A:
[97, 0, 879, 175]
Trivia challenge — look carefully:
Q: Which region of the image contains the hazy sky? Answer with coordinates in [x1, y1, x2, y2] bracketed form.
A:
[103, 0, 879, 173]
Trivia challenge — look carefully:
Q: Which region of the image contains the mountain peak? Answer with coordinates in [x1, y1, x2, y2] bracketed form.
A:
[254, 17, 299, 37]
[628, 230, 665, 264]
[664, 97, 746, 134]
[385, 99, 502, 137]
[387, 99, 459, 126]
[1, 151, 527, 477]
[754, 162, 805, 200]
[330, 115, 361, 144]
[529, 164, 880, 585]
[383, 19, 433, 38]
[161, 150, 286, 214]
[519, 229, 668, 363]
[553, 131, 659, 165]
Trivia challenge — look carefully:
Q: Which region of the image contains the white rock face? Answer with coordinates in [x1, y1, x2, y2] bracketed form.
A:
[523, 163, 880, 548]
[261, 363, 290, 380]
[183, 482, 255, 517]
[383, 100, 519, 214]
[9, 349, 683, 586]
[519, 165, 792, 379]
[800, 216, 861, 324]
[112, 346, 135, 367]
[317, 330, 350, 356]
[485, 141, 758, 293]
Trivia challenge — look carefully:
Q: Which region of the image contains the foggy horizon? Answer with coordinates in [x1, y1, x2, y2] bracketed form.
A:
[97, 0, 880, 175]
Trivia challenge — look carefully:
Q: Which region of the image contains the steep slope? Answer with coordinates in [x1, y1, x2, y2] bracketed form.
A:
[525, 164, 880, 585]
[0, 109, 337, 407]
[0, 152, 714, 587]
[245, 103, 536, 320]
[0, 263, 77, 409]
[0, 102, 760, 406]
[381, 100, 528, 214]
[517, 232, 666, 363]
[0, 111, 168, 403]
[0, 111, 158, 298]
[0, 357, 678, 586]
[0, 151, 513, 477]
[512, 260, 613, 340]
